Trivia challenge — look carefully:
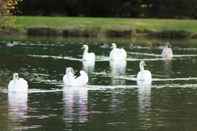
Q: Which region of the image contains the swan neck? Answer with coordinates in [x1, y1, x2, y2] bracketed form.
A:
[112, 46, 117, 49]
[13, 74, 19, 81]
[84, 47, 88, 54]
[140, 64, 144, 71]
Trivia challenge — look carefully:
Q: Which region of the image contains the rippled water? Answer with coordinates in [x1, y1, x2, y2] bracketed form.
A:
[1, 37, 197, 131]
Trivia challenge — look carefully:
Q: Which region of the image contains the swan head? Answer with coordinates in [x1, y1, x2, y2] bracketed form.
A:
[111, 43, 117, 49]
[66, 67, 74, 76]
[82, 44, 89, 51]
[165, 42, 171, 48]
[139, 61, 146, 71]
[13, 73, 19, 80]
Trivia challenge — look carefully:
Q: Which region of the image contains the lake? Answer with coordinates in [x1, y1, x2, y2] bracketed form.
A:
[0, 36, 197, 131]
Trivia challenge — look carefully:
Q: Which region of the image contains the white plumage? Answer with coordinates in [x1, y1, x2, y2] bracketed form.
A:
[161, 42, 173, 59]
[63, 67, 88, 87]
[137, 61, 152, 85]
[109, 43, 127, 62]
[82, 44, 95, 65]
[8, 73, 28, 93]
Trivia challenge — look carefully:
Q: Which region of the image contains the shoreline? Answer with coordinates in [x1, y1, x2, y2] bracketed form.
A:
[1, 27, 197, 39]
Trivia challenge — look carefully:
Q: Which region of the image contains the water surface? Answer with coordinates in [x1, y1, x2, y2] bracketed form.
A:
[0, 37, 197, 131]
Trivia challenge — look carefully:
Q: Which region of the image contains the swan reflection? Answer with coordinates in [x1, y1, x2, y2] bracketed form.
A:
[163, 60, 173, 77]
[138, 85, 151, 114]
[8, 92, 28, 122]
[110, 61, 126, 85]
[63, 87, 88, 124]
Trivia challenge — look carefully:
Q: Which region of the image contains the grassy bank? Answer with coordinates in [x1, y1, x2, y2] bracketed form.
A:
[9, 16, 197, 38]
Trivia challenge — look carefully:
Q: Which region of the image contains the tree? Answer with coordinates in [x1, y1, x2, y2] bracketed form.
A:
[0, 0, 20, 28]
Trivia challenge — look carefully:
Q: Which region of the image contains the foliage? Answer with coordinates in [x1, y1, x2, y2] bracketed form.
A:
[0, 0, 21, 28]
[17, 0, 197, 18]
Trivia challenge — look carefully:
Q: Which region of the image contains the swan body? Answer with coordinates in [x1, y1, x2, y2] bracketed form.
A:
[63, 67, 88, 87]
[110, 43, 127, 62]
[83, 60, 95, 73]
[137, 61, 152, 85]
[82, 45, 95, 65]
[74, 71, 88, 86]
[161, 42, 173, 59]
[8, 73, 28, 93]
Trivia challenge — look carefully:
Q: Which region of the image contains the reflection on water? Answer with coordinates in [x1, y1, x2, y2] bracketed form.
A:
[63, 87, 88, 124]
[110, 61, 126, 85]
[163, 60, 173, 77]
[0, 38, 197, 131]
[8, 92, 28, 129]
[138, 85, 151, 114]
[137, 85, 152, 129]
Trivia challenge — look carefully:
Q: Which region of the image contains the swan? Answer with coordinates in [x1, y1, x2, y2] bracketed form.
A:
[82, 45, 95, 65]
[161, 42, 173, 59]
[83, 60, 95, 73]
[137, 61, 152, 85]
[74, 70, 88, 86]
[63, 67, 88, 87]
[8, 73, 28, 93]
[109, 43, 127, 62]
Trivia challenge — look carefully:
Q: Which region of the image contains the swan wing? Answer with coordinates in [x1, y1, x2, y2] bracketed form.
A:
[8, 79, 28, 93]
[120, 48, 127, 59]
[83, 53, 95, 62]
[63, 74, 75, 86]
[162, 48, 173, 58]
[137, 70, 152, 85]
[110, 49, 116, 60]
[75, 72, 88, 86]
[8, 80, 14, 92]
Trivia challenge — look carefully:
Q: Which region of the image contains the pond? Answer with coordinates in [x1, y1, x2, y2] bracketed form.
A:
[0, 36, 197, 131]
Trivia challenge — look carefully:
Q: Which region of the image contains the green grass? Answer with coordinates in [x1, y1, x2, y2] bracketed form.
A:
[15, 16, 197, 33]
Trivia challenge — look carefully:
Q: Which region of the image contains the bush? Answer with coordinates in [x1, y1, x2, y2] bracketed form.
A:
[27, 27, 60, 36]
[149, 30, 192, 39]
[105, 29, 135, 38]
[62, 28, 98, 37]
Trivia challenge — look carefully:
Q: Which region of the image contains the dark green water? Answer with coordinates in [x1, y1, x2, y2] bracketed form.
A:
[0, 37, 197, 131]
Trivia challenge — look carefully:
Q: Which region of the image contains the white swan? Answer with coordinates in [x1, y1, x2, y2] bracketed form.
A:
[63, 67, 88, 87]
[82, 45, 95, 64]
[161, 42, 173, 59]
[83, 60, 95, 74]
[109, 43, 127, 62]
[8, 73, 28, 93]
[137, 61, 152, 85]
